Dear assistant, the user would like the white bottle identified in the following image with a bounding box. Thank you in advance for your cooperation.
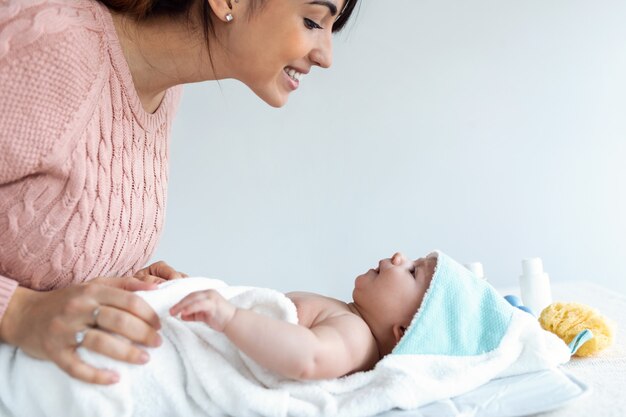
[464,262,486,280]
[519,258,552,315]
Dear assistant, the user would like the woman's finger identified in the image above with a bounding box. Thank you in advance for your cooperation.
[148,261,184,280]
[81,328,151,365]
[55,350,119,385]
[92,305,162,348]
[100,276,159,292]
[134,274,167,286]
[87,285,161,331]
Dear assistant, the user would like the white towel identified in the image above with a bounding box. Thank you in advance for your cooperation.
[0,275,570,417]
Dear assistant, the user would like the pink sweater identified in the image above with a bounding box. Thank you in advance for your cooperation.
[0,0,182,324]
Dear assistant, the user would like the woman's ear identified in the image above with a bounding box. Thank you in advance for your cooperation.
[206,0,237,23]
[392,324,407,344]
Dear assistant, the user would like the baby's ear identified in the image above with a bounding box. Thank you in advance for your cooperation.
[392,325,407,344]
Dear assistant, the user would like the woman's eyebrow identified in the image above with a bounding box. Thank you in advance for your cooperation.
[308,0,338,16]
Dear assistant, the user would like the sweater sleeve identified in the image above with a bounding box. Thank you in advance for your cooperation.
[0,276,18,329]
[0,2,104,325]
[0,1,104,185]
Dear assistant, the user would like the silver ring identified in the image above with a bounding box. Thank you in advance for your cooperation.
[74,329,88,346]
[92,307,101,326]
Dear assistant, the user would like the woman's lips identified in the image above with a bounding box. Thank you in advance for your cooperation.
[282,69,299,91]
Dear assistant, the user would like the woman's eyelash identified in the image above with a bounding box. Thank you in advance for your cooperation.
[304,18,323,30]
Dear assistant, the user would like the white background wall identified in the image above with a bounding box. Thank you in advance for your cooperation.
[152,0,626,300]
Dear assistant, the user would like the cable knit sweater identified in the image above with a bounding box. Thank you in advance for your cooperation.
[0,0,182,324]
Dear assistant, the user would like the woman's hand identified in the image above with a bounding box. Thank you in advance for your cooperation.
[134,260,188,284]
[0,277,162,385]
[170,290,236,332]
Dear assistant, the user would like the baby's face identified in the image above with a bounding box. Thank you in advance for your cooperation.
[352,252,436,327]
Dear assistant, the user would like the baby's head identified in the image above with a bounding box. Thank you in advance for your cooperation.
[353,250,515,358]
[352,252,437,355]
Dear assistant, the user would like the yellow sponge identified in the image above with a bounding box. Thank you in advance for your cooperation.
[539,302,614,357]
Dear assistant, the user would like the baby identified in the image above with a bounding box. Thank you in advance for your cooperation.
[170,252,436,380]
[0,250,572,417]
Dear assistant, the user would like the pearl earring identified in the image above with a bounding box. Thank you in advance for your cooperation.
[225,13,234,22]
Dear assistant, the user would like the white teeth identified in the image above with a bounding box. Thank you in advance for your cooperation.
[285,67,303,82]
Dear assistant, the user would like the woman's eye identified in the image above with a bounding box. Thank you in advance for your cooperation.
[304,18,323,30]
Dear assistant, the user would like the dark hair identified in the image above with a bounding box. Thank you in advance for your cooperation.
[97,0,359,39]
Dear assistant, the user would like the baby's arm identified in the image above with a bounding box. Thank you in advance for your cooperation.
[170,290,375,380]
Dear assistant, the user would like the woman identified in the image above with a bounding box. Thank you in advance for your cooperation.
[0,0,358,385]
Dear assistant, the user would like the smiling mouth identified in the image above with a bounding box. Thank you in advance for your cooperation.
[284,67,304,82]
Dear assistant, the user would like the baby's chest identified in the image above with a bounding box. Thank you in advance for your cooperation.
[286,292,350,328]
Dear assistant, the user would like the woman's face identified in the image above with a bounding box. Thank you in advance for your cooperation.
[224,0,344,107]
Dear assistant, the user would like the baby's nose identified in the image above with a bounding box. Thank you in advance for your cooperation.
[391,252,406,266]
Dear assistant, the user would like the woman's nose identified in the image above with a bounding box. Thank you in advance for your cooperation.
[309,32,333,69]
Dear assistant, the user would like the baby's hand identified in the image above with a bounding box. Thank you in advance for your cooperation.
[169,290,236,332]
